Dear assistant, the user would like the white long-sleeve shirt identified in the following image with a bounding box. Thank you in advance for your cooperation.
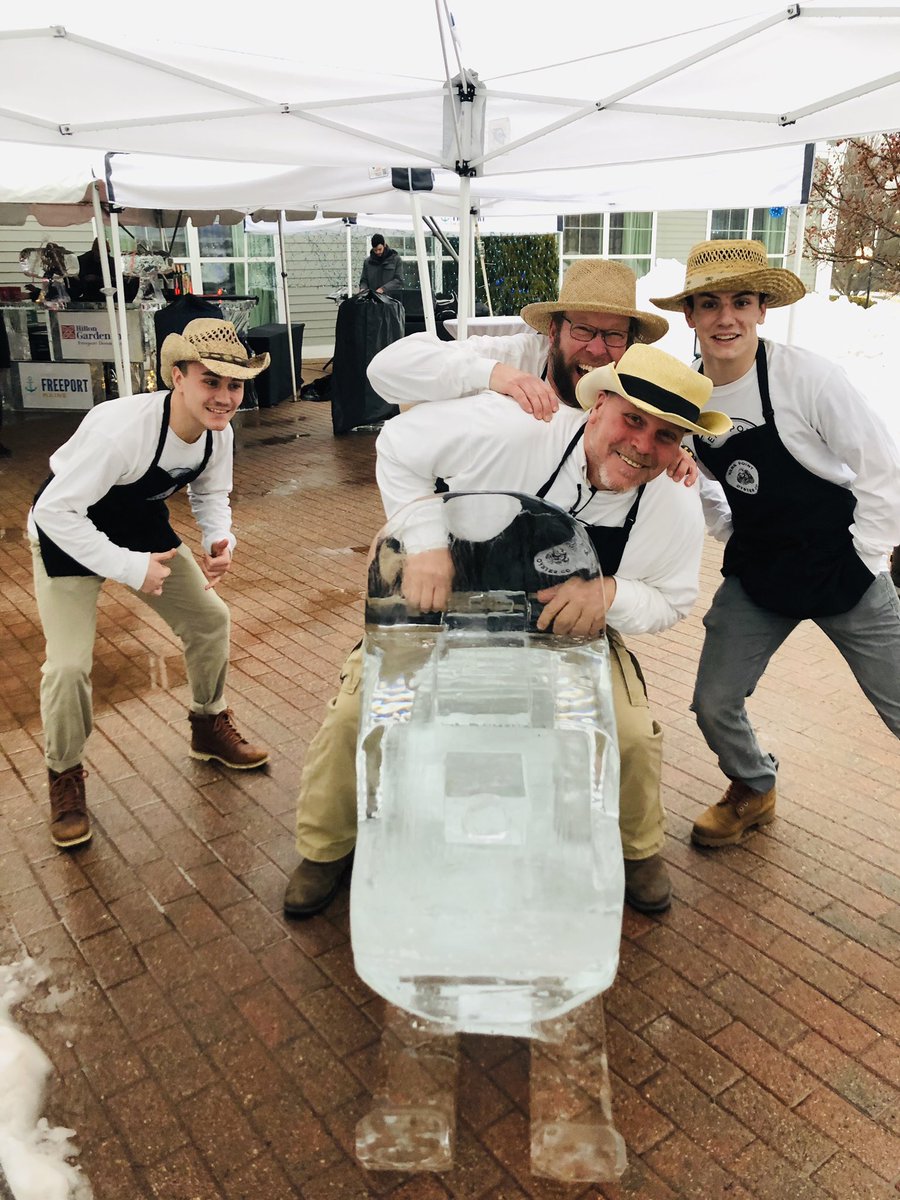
[368,328,550,406]
[376,394,704,636]
[28,391,235,591]
[692,341,900,574]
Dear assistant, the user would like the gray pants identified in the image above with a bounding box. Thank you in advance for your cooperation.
[692,573,900,793]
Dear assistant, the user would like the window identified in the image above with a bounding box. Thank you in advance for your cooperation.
[561,213,654,278]
[709,208,789,265]
[118,220,279,326]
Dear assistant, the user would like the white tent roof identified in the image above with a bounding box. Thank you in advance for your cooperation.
[0,1,897,217]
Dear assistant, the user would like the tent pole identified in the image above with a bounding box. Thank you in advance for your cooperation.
[90,181,126,398]
[456,175,471,338]
[346,222,353,297]
[277,211,298,400]
[409,192,436,336]
[108,208,133,396]
[475,220,492,317]
[786,203,808,347]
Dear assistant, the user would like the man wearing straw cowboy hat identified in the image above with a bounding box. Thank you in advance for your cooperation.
[283,264,728,918]
[29,318,272,850]
[651,239,900,848]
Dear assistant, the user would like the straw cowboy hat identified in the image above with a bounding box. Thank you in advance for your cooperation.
[520,260,669,344]
[650,239,806,311]
[575,343,732,437]
[161,319,271,387]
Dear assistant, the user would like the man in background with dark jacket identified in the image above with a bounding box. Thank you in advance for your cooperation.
[359,234,404,295]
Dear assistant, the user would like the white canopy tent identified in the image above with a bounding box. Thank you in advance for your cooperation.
[0,0,897,333]
[1,1,898,355]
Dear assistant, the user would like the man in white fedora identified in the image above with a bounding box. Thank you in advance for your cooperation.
[29,318,271,850]
[652,239,900,847]
[284,328,730,918]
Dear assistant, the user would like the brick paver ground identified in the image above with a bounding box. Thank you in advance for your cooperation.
[0,392,898,1200]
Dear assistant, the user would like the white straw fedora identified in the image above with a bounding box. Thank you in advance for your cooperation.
[575,343,732,437]
[650,239,806,311]
[161,319,270,387]
[520,259,669,343]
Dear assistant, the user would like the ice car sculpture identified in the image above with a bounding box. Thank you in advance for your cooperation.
[350,492,626,1181]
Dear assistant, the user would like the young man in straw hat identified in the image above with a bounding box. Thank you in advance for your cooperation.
[652,239,900,847]
[284,330,730,918]
[29,318,271,850]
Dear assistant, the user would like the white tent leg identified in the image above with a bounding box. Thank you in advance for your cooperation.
[346,223,354,298]
[456,176,472,338]
[786,204,808,347]
[109,209,133,396]
[278,211,298,400]
[410,192,436,336]
[90,181,126,398]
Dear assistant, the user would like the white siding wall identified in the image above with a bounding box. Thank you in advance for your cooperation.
[654,211,709,263]
[283,226,379,357]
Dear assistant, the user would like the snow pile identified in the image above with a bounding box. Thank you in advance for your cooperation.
[0,959,92,1200]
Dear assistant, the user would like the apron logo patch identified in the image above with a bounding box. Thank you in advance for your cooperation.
[697,417,758,449]
[726,459,759,494]
[534,535,596,577]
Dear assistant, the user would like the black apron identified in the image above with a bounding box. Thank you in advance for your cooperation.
[34,392,213,579]
[537,424,645,576]
[694,341,873,618]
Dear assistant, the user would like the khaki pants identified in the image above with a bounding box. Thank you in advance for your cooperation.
[295,629,664,864]
[31,540,231,773]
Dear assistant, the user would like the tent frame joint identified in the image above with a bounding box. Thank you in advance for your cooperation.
[787,4,800,17]
[456,79,477,103]
[455,161,477,176]
[58,124,72,136]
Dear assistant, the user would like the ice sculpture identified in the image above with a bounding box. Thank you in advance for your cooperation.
[351,493,626,1181]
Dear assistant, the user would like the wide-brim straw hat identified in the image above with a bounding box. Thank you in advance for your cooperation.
[575,343,732,437]
[520,259,669,344]
[161,318,270,387]
[650,239,806,311]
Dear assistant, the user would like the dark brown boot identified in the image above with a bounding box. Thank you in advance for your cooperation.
[189,709,269,769]
[624,853,671,913]
[49,765,91,849]
[283,853,354,918]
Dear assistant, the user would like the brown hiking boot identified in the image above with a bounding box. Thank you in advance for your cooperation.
[283,853,354,918]
[691,780,776,847]
[49,765,91,849]
[189,709,269,769]
[624,853,671,913]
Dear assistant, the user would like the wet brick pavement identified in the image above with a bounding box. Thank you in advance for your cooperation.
[0,395,898,1199]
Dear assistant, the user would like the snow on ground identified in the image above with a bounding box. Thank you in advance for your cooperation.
[0,960,91,1200]
[638,261,900,448]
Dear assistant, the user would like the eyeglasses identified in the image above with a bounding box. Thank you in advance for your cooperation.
[561,316,629,347]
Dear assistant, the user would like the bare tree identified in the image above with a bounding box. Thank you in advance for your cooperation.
[804,135,900,300]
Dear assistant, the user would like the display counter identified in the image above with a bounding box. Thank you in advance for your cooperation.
[0,302,151,411]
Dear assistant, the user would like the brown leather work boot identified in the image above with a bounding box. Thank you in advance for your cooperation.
[49,765,91,849]
[189,709,269,769]
[691,780,776,847]
[283,853,354,918]
[624,853,671,913]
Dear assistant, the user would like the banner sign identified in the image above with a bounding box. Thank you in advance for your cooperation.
[54,309,142,361]
[18,362,94,409]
